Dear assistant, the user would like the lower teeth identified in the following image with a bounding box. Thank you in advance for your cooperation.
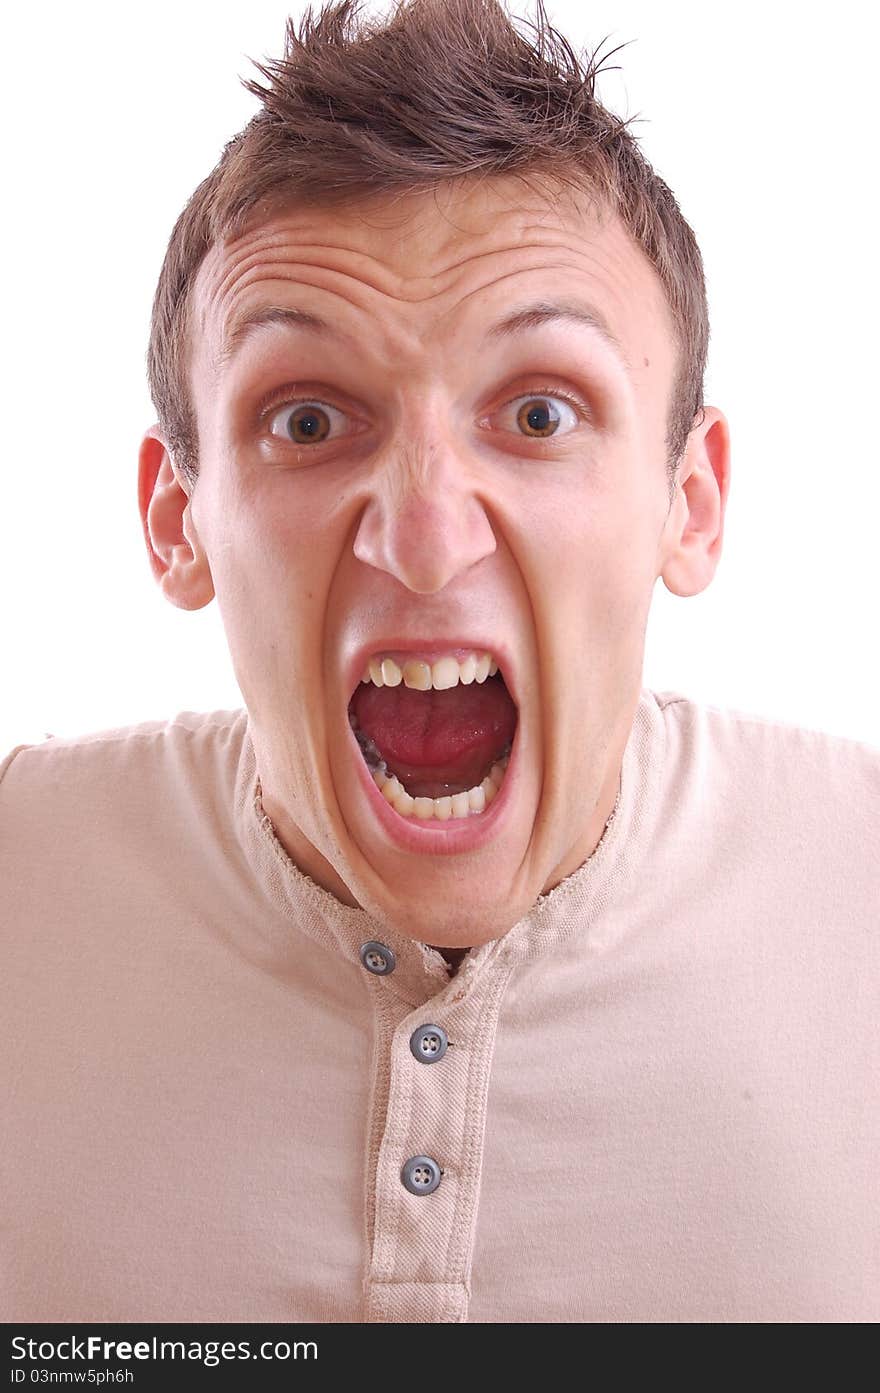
[371,753,511,820]
[350,716,512,820]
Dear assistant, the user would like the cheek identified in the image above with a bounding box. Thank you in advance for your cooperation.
[210,479,352,673]
[523,473,653,586]
[527,506,659,671]
[207,464,328,577]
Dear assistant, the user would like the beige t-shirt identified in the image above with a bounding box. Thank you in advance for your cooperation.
[1,689,877,1322]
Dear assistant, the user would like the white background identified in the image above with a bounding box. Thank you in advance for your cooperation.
[2,0,877,751]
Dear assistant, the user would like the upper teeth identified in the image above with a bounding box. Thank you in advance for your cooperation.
[361,651,500,691]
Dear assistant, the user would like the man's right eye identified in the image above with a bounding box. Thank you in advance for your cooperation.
[267,399,351,444]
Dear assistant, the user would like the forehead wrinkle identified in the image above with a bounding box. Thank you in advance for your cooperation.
[428,261,634,367]
[197,231,407,337]
[201,183,634,280]
[433,224,624,268]
[201,211,634,313]
[388,236,634,306]
[198,216,648,383]
[210,272,434,380]
[404,240,641,341]
[200,249,390,334]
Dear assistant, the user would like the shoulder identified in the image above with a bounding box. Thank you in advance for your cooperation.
[650,686,878,792]
[0,707,250,830]
[643,686,878,917]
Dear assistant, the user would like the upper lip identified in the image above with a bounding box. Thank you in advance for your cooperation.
[345,638,519,711]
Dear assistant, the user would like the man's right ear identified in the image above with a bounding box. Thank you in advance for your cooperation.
[137,427,215,611]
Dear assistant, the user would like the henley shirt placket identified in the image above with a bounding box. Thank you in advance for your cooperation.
[358,938,515,1323]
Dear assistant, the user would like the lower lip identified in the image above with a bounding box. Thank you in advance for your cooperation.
[346,719,519,856]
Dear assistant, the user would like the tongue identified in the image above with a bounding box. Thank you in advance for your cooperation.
[349,675,517,790]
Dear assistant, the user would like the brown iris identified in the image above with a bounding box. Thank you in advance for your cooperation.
[516,398,559,437]
[285,404,331,443]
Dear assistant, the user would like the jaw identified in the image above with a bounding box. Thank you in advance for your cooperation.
[249,649,630,948]
[331,676,632,943]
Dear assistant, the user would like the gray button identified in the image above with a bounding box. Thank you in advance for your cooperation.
[359,940,396,975]
[401,1155,442,1195]
[409,1023,448,1063]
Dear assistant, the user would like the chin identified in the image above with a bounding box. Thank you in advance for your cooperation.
[373,886,524,951]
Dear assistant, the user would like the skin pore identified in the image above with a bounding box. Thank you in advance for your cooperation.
[139,174,730,951]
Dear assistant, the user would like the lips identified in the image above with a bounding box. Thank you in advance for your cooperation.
[342,637,523,841]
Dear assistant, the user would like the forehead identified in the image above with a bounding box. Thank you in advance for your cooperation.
[191,177,671,383]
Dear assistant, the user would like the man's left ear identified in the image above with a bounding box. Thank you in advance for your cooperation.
[137,427,215,611]
[659,406,731,598]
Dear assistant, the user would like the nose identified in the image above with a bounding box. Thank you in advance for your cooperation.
[352,439,497,594]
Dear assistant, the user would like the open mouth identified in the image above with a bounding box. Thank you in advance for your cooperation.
[347,651,519,823]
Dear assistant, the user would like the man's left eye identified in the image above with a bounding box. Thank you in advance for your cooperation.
[267,400,350,444]
[492,394,581,439]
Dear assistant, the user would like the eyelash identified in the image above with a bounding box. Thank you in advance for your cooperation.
[259,383,590,446]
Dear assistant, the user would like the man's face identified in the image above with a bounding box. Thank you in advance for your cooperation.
[146,175,724,947]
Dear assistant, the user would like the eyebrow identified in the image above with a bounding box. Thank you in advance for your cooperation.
[218,306,340,372]
[218,297,631,377]
[485,300,631,377]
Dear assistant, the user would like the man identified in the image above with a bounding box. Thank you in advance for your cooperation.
[2,0,876,1324]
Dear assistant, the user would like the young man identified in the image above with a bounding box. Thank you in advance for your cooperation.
[2,0,876,1323]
